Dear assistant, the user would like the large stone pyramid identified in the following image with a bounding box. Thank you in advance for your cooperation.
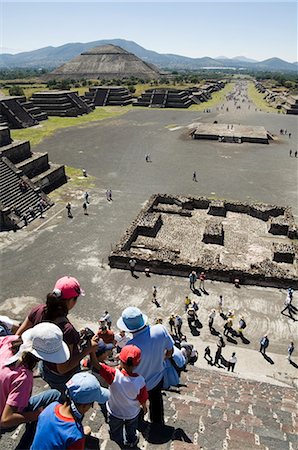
[47,44,161,81]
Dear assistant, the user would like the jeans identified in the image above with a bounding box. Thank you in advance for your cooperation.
[40,361,79,394]
[148,378,164,425]
[1,389,62,450]
[108,413,139,446]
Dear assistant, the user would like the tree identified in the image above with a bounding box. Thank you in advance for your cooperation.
[9,85,25,96]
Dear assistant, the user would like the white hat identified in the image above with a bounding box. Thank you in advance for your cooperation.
[6,322,70,365]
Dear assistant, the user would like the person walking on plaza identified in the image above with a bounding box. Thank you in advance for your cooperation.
[259,335,269,355]
[175,314,183,338]
[218,295,223,313]
[66,202,72,218]
[223,317,233,337]
[199,271,206,291]
[168,314,176,335]
[189,271,197,291]
[152,286,157,304]
[287,342,294,362]
[184,295,191,311]
[192,171,197,182]
[228,352,237,372]
[208,309,216,332]
[90,345,148,448]
[84,191,89,204]
[129,258,137,276]
[83,201,88,215]
[238,316,246,336]
[204,346,213,365]
[30,372,109,450]
[117,307,174,425]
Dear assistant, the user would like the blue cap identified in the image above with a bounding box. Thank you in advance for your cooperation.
[117,307,148,332]
[96,340,114,356]
[66,372,109,405]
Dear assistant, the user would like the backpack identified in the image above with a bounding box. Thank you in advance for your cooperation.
[240,319,246,329]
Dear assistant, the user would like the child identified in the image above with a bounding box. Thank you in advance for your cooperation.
[30,372,109,450]
[91,344,148,448]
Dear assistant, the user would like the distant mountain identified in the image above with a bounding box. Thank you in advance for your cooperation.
[232,56,258,63]
[0,39,297,73]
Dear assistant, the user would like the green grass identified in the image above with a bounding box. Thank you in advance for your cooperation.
[189,82,234,111]
[48,166,96,203]
[247,81,279,113]
[11,106,131,147]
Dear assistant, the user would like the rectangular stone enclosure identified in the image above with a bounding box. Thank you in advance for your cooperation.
[192,123,269,144]
[109,195,298,288]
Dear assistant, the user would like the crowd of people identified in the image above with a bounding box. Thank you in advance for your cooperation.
[0,274,295,449]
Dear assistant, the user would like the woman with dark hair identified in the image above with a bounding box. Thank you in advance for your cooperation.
[16,276,98,393]
[0,322,69,449]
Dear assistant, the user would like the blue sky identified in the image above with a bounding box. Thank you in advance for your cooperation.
[1,2,297,61]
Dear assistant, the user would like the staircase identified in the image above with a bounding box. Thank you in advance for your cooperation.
[0,97,38,128]
[0,157,52,230]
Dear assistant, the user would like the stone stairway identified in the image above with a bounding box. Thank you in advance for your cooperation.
[1,364,295,450]
[0,157,51,229]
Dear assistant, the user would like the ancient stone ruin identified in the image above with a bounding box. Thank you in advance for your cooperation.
[109,194,298,288]
[83,86,133,107]
[191,123,270,144]
[0,96,47,129]
[31,91,92,117]
[46,44,161,81]
[0,126,67,230]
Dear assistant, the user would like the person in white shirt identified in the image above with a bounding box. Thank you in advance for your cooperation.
[228,352,237,372]
[115,330,130,353]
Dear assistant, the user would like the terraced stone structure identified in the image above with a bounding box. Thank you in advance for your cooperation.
[282,94,298,115]
[109,194,298,288]
[31,91,92,117]
[83,86,133,106]
[0,126,66,230]
[47,44,161,81]
[192,123,270,144]
[0,96,47,129]
[134,89,193,108]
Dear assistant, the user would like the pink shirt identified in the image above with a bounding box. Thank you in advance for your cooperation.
[0,336,33,418]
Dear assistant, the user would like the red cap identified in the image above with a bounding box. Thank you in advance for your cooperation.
[54,276,85,300]
[119,345,141,366]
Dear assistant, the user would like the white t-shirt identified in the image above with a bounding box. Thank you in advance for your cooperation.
[115,333,130,349]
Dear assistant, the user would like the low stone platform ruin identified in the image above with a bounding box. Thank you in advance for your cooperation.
[109,194,298,288]
[192,123,270,144]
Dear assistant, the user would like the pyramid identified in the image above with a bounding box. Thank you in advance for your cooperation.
[47,44,161,81]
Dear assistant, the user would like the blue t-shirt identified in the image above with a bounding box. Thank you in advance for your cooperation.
[128,325,174,391]
[30,402,84,450]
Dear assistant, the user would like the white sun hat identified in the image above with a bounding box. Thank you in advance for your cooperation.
[6,322,70,365]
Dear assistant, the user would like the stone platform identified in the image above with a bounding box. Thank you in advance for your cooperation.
[192,123,269,144]
[109,194,298,288]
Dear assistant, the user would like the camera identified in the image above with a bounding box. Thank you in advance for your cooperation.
[79,327,95,351]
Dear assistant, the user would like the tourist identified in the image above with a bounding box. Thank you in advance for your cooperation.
[295,151,298,158]
[117,307,174,425]
[186,307,198,328]
[227,352,237,372]
[83,201,88,215]
[152,286,157,303]
[30,372,109,450]
[115,330,130,353]
[108,189,113,201]
[175,314,183,338]
[0,323,70,448]
[199,271,206,290]
[289,132,291,138]
[287,342,294,362]
[259,335,269,355]
[82,168,87,177]
[204,345,213,365]
[238,316,247,336]
[281,288,295,320]
[91,345,148,448]
[192,171,197,182]
[289,149,292,157]
[66,202,72,218]
[191,299,199,311]
[184,295,191,311]
[102,311,112,330]
[97,322,115,345]
[84,191,89,204]
[168,314,176,334]
[22,214,28,227]
[106,190,110,201]
[223,317,233,337]
[189,271,197,291]
[208,309,216,332]
[16,276,98,393]
[129,258,137,276]
[38,199,45,218]
[214,334,225,367]
[218,295,223,313]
